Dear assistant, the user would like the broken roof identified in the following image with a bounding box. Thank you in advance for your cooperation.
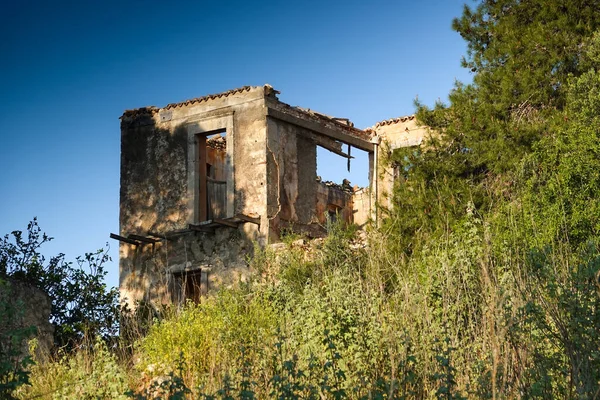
[370,115,415,129]
[267,99,372,144]
[120,84,373,149]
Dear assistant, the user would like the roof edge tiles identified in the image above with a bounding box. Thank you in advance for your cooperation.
[371,115,415,129]
[121,84,278,119]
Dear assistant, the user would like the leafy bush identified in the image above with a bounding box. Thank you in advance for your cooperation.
[16,338,128,400]
[135,288,278,393]
[0,219,119,349]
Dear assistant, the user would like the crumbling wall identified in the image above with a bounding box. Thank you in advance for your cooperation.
[315,182,354,225]
[352,188,371,227]
[266,118,318,240]
[0,278,53,357]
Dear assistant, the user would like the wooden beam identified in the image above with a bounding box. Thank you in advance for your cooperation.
[235,213,261,225]
[194,220,213,226]
[323,145,353,159]
[347,144,352,171]
[266,107,374,152]
[128,234,160,244]
[213,218,239,228]
[305,131,354,159]
[110,233,140,246]
[189,224,214,233]
[304,131,343,152]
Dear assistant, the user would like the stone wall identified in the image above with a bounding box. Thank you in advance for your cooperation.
[0,278,53,357]
[119,88,269,307]
[372,117,430,210]
[315,182,354,225]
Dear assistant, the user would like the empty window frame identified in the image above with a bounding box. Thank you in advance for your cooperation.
[172,269,209,304]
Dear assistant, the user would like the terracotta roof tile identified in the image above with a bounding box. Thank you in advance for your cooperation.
[163,85,255,110]
[372,115,415,129]
[121,85,278,119]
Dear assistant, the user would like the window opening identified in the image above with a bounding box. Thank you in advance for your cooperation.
[316,145,369,188]
[316,144,369,225]
[173,269,208,304]
[197,131,227,221]
[327,204,341,224]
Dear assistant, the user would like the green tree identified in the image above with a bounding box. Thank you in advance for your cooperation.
[520,31,600,246]
[0,219,119,349]
[389,0,600,253]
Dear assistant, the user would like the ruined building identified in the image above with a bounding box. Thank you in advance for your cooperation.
[115,85,429,307]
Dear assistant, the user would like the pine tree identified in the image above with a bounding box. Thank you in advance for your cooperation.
[389,0,600,253]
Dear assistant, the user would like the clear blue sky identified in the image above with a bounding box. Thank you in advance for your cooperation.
[0,0,473,290]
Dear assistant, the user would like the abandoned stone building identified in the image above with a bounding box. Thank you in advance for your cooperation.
[115,85,429,307]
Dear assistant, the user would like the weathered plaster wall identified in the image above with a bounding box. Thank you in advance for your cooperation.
[266,118,318,240]
[119,88,268,307]
[373,117,430,210]
[315,183,353,224]
[231,99,269,220]
[375,117,428,149]
[352,188,370,227]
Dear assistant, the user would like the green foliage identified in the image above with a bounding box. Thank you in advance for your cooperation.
[382,9,600,397]
[0,219,120,349]
[510,243,600,398]
[518,34,600,247]
[16,208,598,398]
[128,355,192,400]
[390,0,600,255]
[16,338,129,400]
[432,338,465,400]
[135,287,278,392]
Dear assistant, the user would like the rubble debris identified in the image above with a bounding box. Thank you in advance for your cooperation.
[316,177,355,193]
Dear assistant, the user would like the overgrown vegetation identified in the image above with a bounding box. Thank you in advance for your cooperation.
[0,219,120,399]
[3,0,600,398]
[0,218,119,349]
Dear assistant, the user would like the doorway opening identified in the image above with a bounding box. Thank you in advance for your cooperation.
[197,131,227,222]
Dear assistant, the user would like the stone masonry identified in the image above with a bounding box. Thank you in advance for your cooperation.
[116,85,429,308]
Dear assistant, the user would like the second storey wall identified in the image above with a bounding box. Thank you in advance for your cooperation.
[266,117,318,241]
[118,91,269,307]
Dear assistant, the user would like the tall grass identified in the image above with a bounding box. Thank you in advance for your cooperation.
[12,211,600,399]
